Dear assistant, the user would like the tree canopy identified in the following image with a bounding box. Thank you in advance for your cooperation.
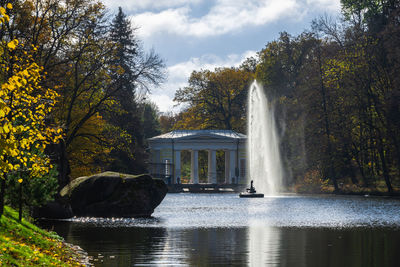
[0,1,165,215]
[171,2,400,193]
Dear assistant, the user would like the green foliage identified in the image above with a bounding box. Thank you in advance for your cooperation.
[5,168,58,211]
[2,1,165,182]
[141,101,162,139]
[103,7,165,176]
[254,8,400,193]
[174,5,400,193]
[174,67,253,132]
[293,170,331,194]
[0,2,63,216]
[0,206,82,266]
[341,0,399,30]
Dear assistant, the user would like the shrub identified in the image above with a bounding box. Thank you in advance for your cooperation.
[5,167,58,214]
[294,169,332,193]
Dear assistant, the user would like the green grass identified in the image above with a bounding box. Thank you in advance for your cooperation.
[0,206,84,266]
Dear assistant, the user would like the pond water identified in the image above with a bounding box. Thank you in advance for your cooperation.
[40,194,400,266]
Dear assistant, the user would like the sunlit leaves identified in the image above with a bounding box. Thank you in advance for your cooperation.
[174,67,253,132]
[0,4,62,179]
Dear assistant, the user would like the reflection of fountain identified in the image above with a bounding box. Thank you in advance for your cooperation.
[248,223,281,266]
[247,81,283,195]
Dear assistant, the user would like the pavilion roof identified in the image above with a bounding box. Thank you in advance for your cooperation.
[148,130,246,141]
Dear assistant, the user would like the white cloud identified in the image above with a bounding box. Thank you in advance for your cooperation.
[149,50,257,113]
[103,0,203,12]
[104,0,342,113]
[133,0,299,38]
[149,94,176,113]
[306,0,341,12]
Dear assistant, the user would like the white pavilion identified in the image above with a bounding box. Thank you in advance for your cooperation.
[147,130,247,184]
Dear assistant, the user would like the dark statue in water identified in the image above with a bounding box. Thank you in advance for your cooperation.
[239,180,263,198]
[247,180,256,193]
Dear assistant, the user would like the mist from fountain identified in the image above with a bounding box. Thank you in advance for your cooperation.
[247,80,283,195]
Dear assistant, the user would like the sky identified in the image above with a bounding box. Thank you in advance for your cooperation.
[102,0,342,113]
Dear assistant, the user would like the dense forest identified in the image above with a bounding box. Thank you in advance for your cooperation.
[169,0,400,193]
[0,0,399,217]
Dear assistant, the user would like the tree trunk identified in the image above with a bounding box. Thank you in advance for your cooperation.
[316,43,338,192]
[58,140,71,191]
[0,177,5,217]
[378,137,393,193]
[18,181,23,221]
[355,152,369,187]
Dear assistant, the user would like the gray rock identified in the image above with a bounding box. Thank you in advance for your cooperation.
[60,171,167,218]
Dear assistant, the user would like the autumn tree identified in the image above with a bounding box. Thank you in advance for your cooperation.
[174,67,253,132]
[0,3,62,216]
[159,112,180,133]
[4,1,165,182]
[4,0,112,185]
[255,32,333,188]
[254,12,399,193]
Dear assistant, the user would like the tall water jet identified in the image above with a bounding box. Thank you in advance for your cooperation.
[247,81,283,195]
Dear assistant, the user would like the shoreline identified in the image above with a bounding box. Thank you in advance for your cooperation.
[64,242,92,266]
[0,206,92,266]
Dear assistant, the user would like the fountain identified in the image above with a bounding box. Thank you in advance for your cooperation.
[239,180,264,198]
[244,80,283,196]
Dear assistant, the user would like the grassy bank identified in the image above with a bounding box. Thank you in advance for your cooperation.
[0,206,85,266]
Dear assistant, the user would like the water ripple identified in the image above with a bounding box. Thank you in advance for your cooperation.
[67,193,400,229]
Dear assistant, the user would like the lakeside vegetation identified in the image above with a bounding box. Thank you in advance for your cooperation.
[0,0,164,216]
[0,206,85,266]
[0,1,163,262]
[166,0,400,194]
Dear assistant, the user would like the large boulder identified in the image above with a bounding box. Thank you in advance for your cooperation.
[60,172,167,218]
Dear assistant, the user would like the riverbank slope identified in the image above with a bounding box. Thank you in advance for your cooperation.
[0,206,88,266]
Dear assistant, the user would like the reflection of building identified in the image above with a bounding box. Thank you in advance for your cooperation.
[159,228,248,266]
[147,130,246,184]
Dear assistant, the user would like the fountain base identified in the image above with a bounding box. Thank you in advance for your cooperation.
[239,192,264,198]
[239,180,264,198]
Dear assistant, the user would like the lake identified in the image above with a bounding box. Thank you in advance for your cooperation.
[40,194,400,266]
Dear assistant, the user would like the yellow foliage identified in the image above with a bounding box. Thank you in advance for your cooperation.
[174,67,253,131]
[67,112,109,178]
[294,170,332,193]
[0,4,62,179]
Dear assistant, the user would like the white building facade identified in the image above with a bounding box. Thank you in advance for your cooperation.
[147,130,247,184]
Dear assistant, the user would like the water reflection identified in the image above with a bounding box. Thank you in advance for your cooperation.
[248,226,400,267]
[39,221,400,267]
[38,194,400,266]
[248,225,280,266]
[164,228,248,266]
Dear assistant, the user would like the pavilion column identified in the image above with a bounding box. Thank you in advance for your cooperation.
[154,150,161,178]
[208,150,217,184]
[225,151,230,183]
[191,150,199,184]
[229,150,237,184]
[174,150,181,184]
